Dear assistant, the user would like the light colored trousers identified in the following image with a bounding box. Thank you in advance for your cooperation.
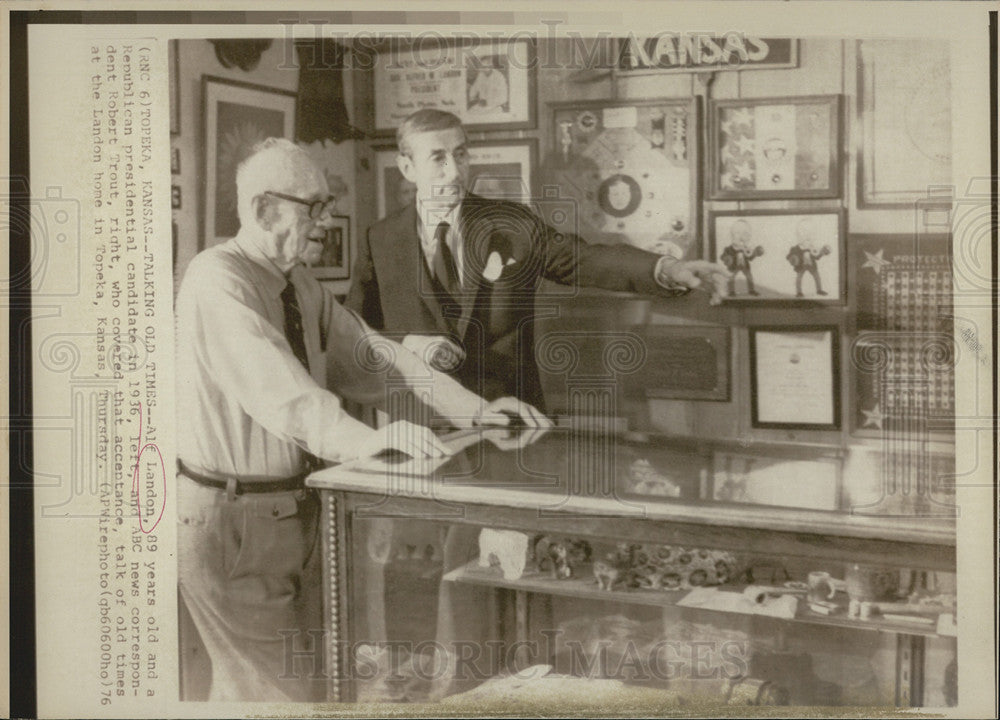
[177,474,325,702]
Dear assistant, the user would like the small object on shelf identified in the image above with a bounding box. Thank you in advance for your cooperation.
[848,599,861,618]
[477,528,533,580]
[593,560,623,591]
[845,563,901,602]
[809,602,834,615]
[859,601,874,619]
[881,613,936,626]
[535,536,592,580]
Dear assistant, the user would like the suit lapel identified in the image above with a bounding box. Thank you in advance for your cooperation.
[455,197,494,340]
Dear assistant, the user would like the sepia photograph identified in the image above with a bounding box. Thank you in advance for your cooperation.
[5,3,997,719]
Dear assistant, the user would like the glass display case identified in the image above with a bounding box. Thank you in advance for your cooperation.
[307,425,957,709]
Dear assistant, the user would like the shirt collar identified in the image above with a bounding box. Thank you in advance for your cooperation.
[232,232,292,296]
[417,199,463,244]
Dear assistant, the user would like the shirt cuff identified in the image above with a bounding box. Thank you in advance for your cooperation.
[653,256,691,293]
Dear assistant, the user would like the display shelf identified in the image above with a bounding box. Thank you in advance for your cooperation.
[442,560,951,638]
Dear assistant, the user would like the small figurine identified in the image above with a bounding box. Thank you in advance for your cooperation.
[535,536,592,580]
[786,218,831,297]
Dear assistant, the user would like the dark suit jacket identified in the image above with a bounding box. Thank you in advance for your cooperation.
[345,194,679,410]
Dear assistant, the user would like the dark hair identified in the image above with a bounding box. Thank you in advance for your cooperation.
[396,109,464,156]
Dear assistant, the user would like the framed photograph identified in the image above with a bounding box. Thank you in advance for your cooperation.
[857,40,952,207]
[169,39,180,135]
[709,209,845,303]
[545,98,700,259]
[373,38,536,134]
[305,215,350,281]
[201,76,296,249]
[708,95,842,199]
[374,139,536,220]
[749,326,841,430]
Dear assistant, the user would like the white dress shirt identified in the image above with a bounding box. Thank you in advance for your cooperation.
[176,233,379,478]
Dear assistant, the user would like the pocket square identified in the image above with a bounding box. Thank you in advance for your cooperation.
[482,251,516,282]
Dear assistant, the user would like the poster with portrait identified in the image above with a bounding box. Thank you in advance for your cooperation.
[709,210,844,302]
[373,38,535,133]
[374,140,535,219]
[201,76,296,248]
[709,95,841,199]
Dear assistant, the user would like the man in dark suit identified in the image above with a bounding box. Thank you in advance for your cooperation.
[347,109,728,410]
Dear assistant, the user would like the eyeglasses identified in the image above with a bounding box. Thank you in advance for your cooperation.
[265,191,337,219]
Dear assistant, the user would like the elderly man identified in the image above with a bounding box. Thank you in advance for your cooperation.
[347,109,729,410]
[176,138,545,702]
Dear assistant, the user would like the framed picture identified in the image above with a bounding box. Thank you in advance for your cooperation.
[628,325,730,402]
[749,326,841,430]
[169,40,180,135]
[373,38,536,134]
[709,209,845,303]
[708,95,842,199]
[201,76,296,249]
[545,98,700,259]
[850,331,954,439]
[374,139,536,220]
[305,215,350,281]
[710,447,841,511]
[857,40,952,208]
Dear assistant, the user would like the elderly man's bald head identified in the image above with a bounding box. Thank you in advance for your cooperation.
[235,138,327,225]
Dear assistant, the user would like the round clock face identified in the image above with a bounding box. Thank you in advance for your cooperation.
[548,106,694,259]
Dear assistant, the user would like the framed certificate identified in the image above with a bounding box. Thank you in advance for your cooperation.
[374,139,536,219]
[709,209,845,303]
[708,95,842,200]
[372,38,536,134]
[749,326,841,430]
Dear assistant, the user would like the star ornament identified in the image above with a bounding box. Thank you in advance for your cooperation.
[861,403,885,430]
[862,248,890,275]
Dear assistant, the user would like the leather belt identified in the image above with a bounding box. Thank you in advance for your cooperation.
[177,459,311,495]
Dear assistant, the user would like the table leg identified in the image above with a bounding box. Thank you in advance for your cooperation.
[896,634,925,706]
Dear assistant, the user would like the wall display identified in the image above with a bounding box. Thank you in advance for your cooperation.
[749,326,841,430]
[202,76,297,248]
[858,39,952,207]
[851,332,955,437]
[617,36,798,74]
[709,210,844,302]
[543,99,699,259]
[374,140,535,219]
[848,233,954,437]
[373,38,535,134]
[305,215,351,281]
[709,95,841,199]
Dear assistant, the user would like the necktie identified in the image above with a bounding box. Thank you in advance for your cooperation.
[281,281,310,372]
[281,280,322,470]
[432,221,460,297]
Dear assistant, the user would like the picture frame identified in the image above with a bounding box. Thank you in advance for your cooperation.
[749,325,841,430]
[374,139,537,220]
[201,75,297,249]
[305,215,351,281]
[708,209,845,303]
[169,39,180,136]
[629,325,731,402]
[708,94,842,200]
[372,37,536,134]
[545,98,700,260]
[857,39,952,208]
[709,446,841,511]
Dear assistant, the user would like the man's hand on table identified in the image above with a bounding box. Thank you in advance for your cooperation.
[474,397,553,430]
[357,420,452,459]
